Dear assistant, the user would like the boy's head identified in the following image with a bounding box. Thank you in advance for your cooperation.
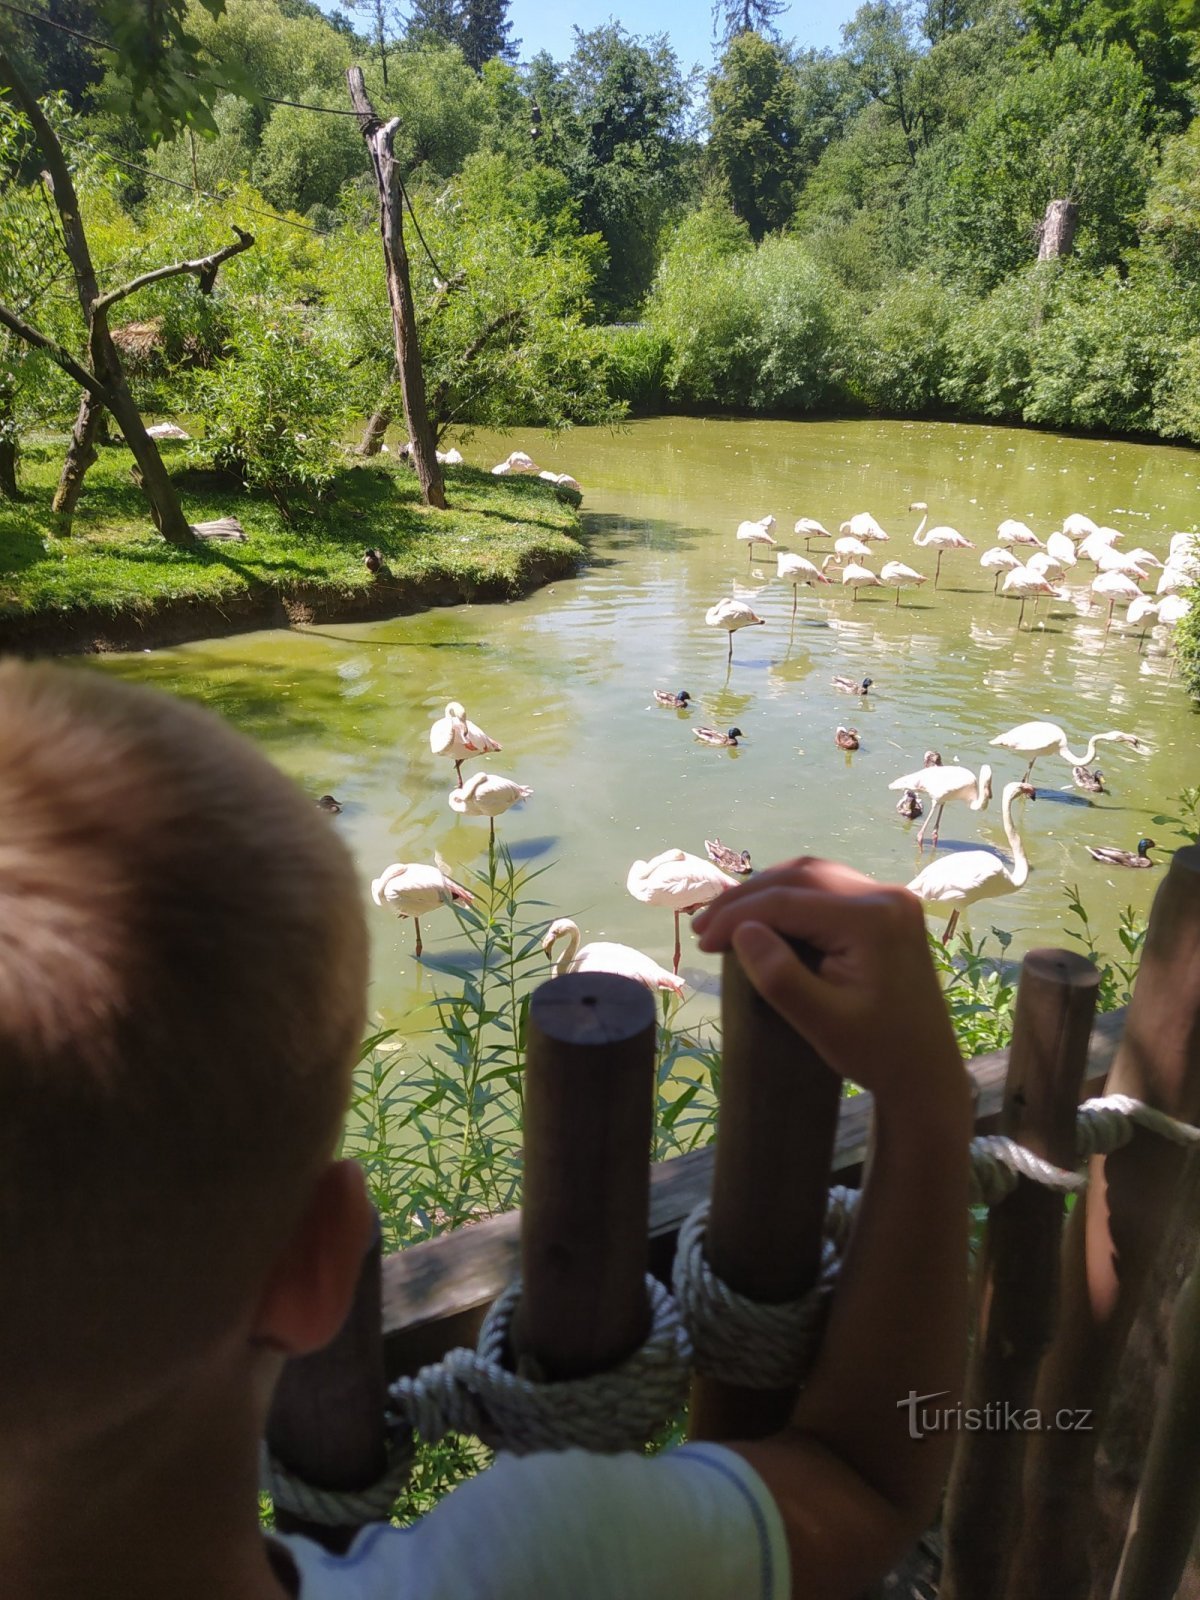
[0,662,369,1447]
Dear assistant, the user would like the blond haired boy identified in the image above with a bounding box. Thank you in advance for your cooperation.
[0,661,970,1600]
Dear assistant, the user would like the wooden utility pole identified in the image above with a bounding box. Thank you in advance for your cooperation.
[346,67,445,510]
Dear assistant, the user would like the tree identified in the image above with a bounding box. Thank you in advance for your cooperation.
[708,32,803,239]
[711,0,787,50]
[921,45,1155,288]
[339,1,404,86]
[459,0,519,72]
[1019,0,1200,126]
[528,25,693,314]
[0,45,253,539]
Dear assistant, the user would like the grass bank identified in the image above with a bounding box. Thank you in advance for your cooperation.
[0,440,585,655]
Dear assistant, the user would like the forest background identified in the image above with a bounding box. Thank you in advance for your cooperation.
[3,0,1200,693]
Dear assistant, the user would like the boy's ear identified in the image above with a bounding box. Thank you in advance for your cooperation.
[252,1159,374,1357]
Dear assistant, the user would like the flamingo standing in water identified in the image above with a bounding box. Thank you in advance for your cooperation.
[906,782,1038,942]
[822,555,882,601]
[980,547,1021,592]
[997,519,1043,548]
[430,701,501,784]
[626,849,739,973]
[1045,531,1077,569]
[841,512,890,542]
[879,560,926,604]
[1061,512,1099,540]
[794,517,831,549]
[777,551,830,620]
[887,762,993,849]
[737,515,778,567]
[910,503,974,586]
[1091,570,1144,627]
[1001,564,1059,628]
[706,597,765,662]
[370,861,475,957]
[542,918,686,995]
[988,721,1143,783]
[448,771,532,844]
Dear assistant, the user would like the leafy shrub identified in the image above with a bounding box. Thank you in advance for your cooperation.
[941,268,1045,420]
[647,222,845,410]
[601,324,672,413]
[848,272,963,414]
[189,302,348,509]
[1173,588,1200,700]
[1024,265,1185,435]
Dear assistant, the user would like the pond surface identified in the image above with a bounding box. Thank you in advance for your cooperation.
[99,416,1200,1041]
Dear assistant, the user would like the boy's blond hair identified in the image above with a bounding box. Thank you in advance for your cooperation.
[0,662,368,1440]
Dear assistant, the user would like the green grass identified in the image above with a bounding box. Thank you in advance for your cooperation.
[0,439,584,622]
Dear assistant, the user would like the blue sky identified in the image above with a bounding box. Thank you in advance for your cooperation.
[320,3,862,73]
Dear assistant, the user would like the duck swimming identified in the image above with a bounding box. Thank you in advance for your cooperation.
[1086,838,1156,868]
[694,726,744,748]
[654,689,693,709]
[705,838,752,875]
[833,676,873,696]
[316,794,343,814]
[835,726,860,751]
[1072,766,1106,794]
[896,789,923,820]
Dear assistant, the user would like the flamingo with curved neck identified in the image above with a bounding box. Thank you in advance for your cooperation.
[541,918,686,995]
[905,781,1037,942]
[910,502,974,587]
[989,721,1143,783]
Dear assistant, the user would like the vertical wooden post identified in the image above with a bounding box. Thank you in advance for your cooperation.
[688,941,842,1441]
[267,1215,389,1553]
[940,949,1099,1600]
[1007,845,1200,1600]
[346,67,446,512]
[510,971,657,1381]
[1110,1238,1200,1600]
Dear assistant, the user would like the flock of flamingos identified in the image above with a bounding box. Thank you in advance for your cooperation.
[365,497,1198,993]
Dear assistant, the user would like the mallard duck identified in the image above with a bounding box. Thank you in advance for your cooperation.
[833,675,873,696]
[896,789,923,820]
[705,838,752,875]
[1086,838,1156,868]
[654,688,692,709]
[316,794,343,814]
[363,547,385,574]
[1072,765,1106,794]
[694,726,744,748]
[835,726,860,751]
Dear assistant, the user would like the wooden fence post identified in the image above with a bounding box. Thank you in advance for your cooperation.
[940,949,1099,1600]
[267,1214,388,1552]
[1006,844,1200,1600]
[688,941,842,1441]
[1110,1224,1200,1600]
[510,971,657,1381]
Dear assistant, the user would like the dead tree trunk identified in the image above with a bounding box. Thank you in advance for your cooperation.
[0,435,17,499]
[1038,199,1078,262]
[346,66,445,510]
[358,365,398,456]
[0,46,251,541]
[53,391,105,519]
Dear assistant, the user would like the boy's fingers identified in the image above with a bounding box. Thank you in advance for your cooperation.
[694,884,883,954]
[692,857,883,934]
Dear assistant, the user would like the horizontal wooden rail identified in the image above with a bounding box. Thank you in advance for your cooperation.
[380,1007,1127,1379]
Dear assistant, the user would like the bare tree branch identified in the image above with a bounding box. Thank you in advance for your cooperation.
[95,227,255,314]
[0,302,106,400]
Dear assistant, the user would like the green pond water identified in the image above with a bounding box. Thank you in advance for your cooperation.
[99,416,1200,1042]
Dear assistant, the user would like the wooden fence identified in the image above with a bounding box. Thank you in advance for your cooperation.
[268,844,1200,1598]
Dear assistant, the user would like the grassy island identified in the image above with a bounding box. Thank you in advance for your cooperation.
[0,441,585,655]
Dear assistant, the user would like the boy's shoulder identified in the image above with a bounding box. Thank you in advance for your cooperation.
[273,1444,788,1600]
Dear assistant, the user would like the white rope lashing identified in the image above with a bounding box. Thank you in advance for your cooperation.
[262,1094,1199,1524]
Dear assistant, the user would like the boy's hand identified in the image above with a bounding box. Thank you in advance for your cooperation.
[691,857,964,1105]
